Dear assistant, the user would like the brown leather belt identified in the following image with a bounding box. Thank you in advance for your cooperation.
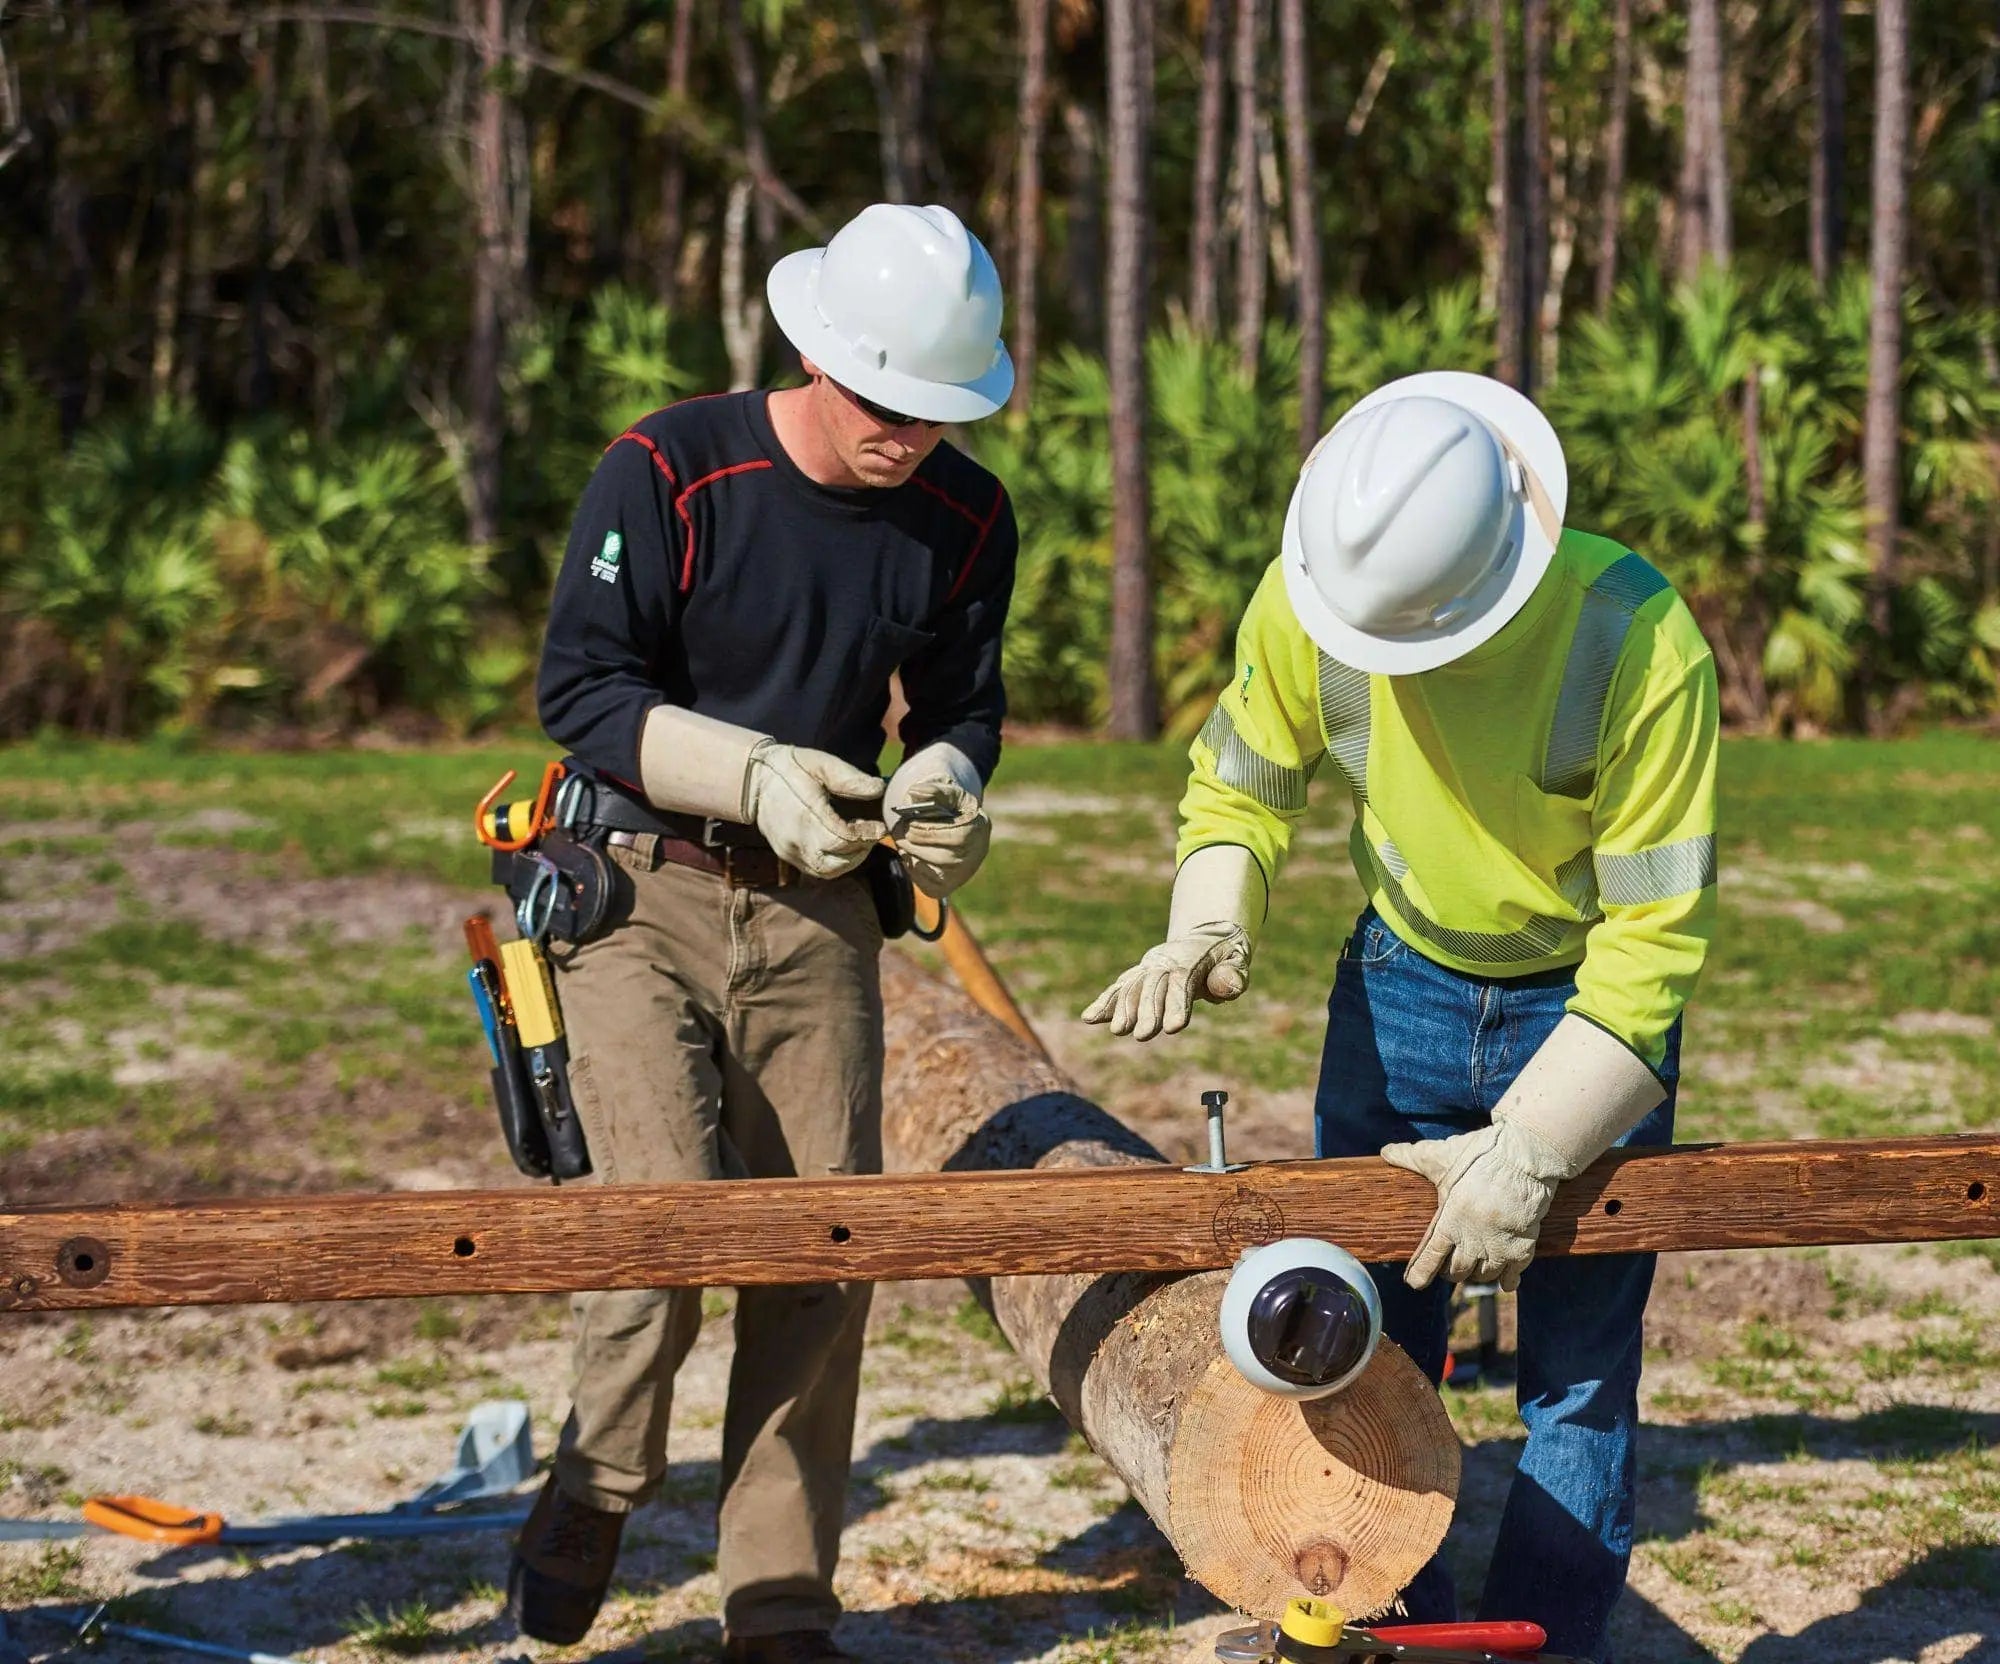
[609,829,798,889]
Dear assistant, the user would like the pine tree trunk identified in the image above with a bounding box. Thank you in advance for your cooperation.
[467,0,507,548]
[1678,0,1729,276]
[1277,0,1321,452]
[1010,0,1050,412]
[853,0,907,201]
[1190,0,1230,337]
[1520,0,1548,396]
[1701,0,1731,264]
[1809,0,1844,287]
[658,0,694,310]
[1593,0,1632,313]
[248,24,279,414]
[1489,0,1521,388]
[1061,97,1105,352]
[1231,0,1266,380]
[893,0,936,203]
[1106,0,1158,741]
[721,0,777,388]
[1862,0,1909,732]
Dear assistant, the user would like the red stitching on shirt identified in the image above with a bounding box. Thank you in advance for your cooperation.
[606,429,677,486]
[675,460,775,592]
[909,474,986,528]
[945,478,1008,604]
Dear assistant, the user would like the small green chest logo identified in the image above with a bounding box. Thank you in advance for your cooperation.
[590,529,624,584]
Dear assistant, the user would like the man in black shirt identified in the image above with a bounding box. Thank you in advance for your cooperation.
[511,204,1017,1663]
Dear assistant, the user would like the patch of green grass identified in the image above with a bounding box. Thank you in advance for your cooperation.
[191,1410,252,1437]
[954,1296,1005,1348]
[984,1379,1061,1424]
[914,1467,992,1494]
[373,1354,458,1393]
[0,1543,88,1602]
[348,1600,441,1654]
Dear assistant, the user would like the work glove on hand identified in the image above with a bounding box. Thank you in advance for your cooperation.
[1381,1014,1668,1291]
[744,742,886,878]
[1080,844,1266,1041]
[638,705,885,879]
[884,742,991,899]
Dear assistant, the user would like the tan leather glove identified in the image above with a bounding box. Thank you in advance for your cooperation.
[885,742,991,899]
[639,705,885,879]
[1381,1014,1667,1290]
[1080,845,1266,1041]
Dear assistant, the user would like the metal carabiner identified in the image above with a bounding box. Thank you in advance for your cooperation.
[515,856,561,943]
[553,771,590,833]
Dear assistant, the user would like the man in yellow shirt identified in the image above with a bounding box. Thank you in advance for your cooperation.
[1084,372,1717,1659]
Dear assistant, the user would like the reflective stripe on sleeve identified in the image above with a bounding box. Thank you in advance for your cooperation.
[1195,703,1318,812]
[1594,834,1717,905]
[1316,654,1372,803]
[1540,553,1671,799]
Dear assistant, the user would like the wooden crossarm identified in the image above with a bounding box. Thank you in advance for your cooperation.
[1,1134,1992,1314]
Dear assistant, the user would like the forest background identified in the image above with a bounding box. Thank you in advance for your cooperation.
[0,0,1995,743]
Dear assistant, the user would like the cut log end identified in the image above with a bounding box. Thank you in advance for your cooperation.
[1167,1340,1458,1618]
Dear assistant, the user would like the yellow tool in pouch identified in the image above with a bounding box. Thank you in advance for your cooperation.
[496,937,591,1180]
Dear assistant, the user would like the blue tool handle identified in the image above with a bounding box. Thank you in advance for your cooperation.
[466,967,503,1067]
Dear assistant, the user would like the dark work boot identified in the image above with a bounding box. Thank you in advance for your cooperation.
[722,1632,854,1664]
[506,1474,627,1644]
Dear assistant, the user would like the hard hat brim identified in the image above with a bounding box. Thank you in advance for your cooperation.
[1282,371,1567,675]
[767,248,1015,423]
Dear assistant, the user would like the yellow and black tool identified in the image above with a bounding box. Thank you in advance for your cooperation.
[496,934,591,1181]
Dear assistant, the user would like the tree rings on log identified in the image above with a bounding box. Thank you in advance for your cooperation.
[1166,1341,1458,1619]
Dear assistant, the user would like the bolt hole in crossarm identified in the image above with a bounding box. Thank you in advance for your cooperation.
[1603,1198,1623,1215]
[1971,1182,1988,1202]
[452,1237,477,1258]
[829,1225,852,1244]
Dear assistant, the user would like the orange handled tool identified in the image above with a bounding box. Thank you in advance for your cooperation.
[81,1496,224,1545]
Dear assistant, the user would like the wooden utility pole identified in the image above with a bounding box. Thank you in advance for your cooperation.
[1105,0,1158,739]
[877,957,1456,1620]
[1863,0,1909,730]
[1277,0,1322,452]
[1010,0,1050,412]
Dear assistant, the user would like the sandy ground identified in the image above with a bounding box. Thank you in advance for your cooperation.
[2,828,1996,1664]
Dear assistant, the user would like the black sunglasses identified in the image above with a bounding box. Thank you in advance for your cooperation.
[828,377,941,430]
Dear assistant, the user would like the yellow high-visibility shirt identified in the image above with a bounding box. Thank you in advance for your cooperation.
[1179,529,1719,1069]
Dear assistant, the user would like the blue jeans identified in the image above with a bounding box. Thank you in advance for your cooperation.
[1313,908,1679,1663]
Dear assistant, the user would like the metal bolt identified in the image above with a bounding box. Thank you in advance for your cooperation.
[1187,1088,1248,1175]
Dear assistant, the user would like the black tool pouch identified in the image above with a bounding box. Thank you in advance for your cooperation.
[861,844,916,939]
[523,1039,592,1180]
[491,1053,553,1178]
[493,828,618,946]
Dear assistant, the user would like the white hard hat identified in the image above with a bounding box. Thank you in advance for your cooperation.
[766,202,1014,423]
[1282,371,1567,674]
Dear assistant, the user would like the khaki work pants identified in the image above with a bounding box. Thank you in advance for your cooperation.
[550,837,884,1640]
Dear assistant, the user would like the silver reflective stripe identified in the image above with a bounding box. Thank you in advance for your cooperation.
[1360,835,1592,964]
[1316,654,1372,803]
[1197,702,1315,813]
[1540,553,1672,799]
[1595,834,1717,905]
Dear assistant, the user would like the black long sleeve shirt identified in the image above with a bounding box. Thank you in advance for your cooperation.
[537,391,1017,790]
